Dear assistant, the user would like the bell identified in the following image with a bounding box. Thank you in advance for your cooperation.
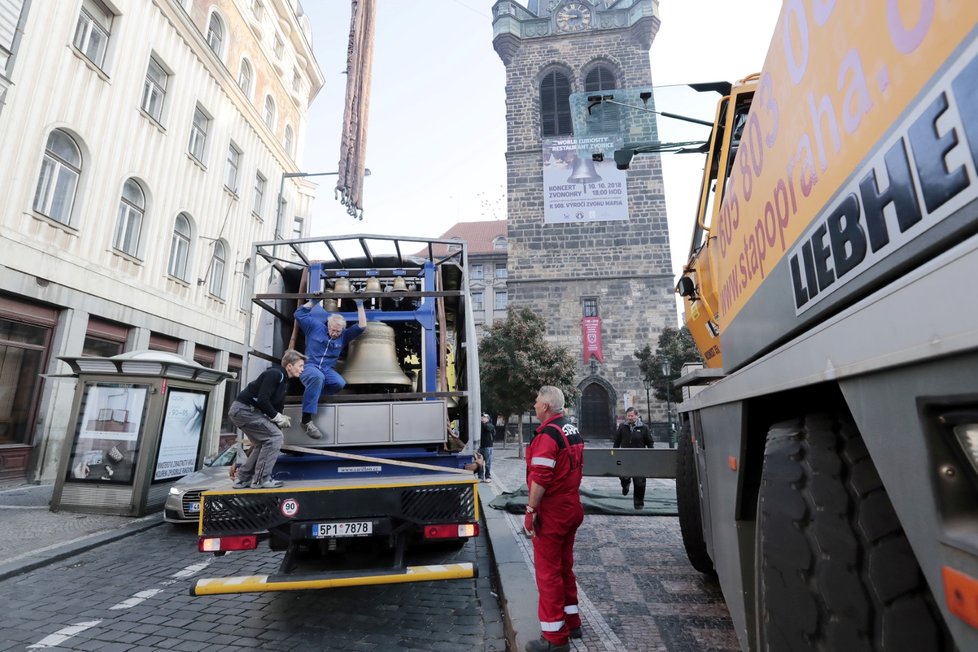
[333,277,352,294]
[322,294,339,312]
[364,277,381,293]
[332,277,351,309]
[391,276,408,292]
[567,156,603,185]
[342,322,413,386]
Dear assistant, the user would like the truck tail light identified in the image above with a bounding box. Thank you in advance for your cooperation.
[198,535,258,552]
[423,523,479,540]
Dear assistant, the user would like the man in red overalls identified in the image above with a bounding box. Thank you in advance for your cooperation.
[523,385,585,652]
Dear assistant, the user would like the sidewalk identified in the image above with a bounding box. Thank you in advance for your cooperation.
[0,481,162,582]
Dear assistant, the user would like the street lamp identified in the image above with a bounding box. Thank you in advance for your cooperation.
[275,169,371,238]
[642,374,654,424]
[661,358,674,447]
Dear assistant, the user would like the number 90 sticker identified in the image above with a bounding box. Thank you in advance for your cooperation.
[280,498,299,518]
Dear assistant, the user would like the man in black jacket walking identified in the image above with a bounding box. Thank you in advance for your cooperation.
[613,407,654,509]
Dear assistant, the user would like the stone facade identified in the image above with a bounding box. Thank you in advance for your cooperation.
[492,0,676,437]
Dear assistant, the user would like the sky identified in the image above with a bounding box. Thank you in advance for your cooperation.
[299,0,783,311]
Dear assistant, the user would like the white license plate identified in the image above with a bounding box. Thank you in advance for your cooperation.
[311,521,373,538]
[188,502,200,513]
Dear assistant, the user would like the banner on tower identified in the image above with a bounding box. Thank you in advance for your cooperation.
[582,316,603,363]
[543,136,628,224]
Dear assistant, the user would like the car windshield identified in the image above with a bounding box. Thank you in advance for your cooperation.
[207,446,238,467]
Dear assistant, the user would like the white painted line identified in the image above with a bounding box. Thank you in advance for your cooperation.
[109,588,164,610]
[0,505,48,510]
[170,560,211,579]
[27,620,102,648]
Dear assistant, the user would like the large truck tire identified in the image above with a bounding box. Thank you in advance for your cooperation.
[756,413,949,651]
[676,421,715,575]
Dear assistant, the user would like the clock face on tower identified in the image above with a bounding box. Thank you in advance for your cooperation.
[555,2,592,33]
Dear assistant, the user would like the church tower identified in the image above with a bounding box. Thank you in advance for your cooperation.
[491,0,676,437]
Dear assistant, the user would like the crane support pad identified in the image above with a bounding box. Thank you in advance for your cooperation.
[583,448,677,478]
[199,479,477,536]
[191,562,477,595]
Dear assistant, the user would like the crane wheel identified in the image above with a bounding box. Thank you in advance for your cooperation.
[676,420,715,575]
[754,413,949,651]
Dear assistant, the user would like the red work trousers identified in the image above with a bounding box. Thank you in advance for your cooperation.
[532,506,584,644]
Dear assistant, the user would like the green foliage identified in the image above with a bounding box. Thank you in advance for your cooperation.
[634,326,702,403]
[479,307,579,420]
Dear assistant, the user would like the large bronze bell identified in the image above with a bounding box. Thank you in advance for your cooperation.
[342,322,413,386]
[364,277,381,293]
[333,277,352,294]
[391,276,408,292]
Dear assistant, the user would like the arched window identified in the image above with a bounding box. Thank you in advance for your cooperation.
[283,125,293,156]
[540,71,572,137]
[263,95,276,130]
[238,59,253,96]
[208,240,227,298]
[585,65,619,134]
[33,129,82,225]
[113,178,145,257]
[239,259,251,310]
[168,212,192,280]
[206,13,224,57]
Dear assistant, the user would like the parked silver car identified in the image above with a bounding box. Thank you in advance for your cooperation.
[163,445,238,523]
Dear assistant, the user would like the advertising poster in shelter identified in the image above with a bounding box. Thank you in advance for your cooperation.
[68,383,149,484]
[543,136,628,224]
[154,390,207,481]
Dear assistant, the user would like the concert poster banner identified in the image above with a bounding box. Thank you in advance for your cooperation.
[543,136,629,224]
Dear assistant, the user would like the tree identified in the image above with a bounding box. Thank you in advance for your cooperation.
[634,326,702,407]
[479,307,579,457]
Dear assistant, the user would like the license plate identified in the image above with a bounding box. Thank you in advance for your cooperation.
[311,521,373,538]
[188,502,200,513]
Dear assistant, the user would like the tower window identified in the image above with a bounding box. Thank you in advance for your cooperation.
[540,71,572,137]
[583,298,599,317]
[585,66,619,134]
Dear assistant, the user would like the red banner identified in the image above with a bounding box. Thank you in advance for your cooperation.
[582,317,603,363]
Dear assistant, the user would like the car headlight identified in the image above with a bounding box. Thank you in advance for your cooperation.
[169,487,181,496]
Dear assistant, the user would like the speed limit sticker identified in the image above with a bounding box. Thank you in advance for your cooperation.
[280,499,299,518]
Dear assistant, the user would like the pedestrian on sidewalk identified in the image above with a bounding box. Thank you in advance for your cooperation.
[228,350,305,489]
[523,386,585,652]
[479,412,495,482]
[294,297,366,439]
[614,406,654,509]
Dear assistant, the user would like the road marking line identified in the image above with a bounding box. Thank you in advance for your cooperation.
[109,588,163,610]
[170,560,211,578]
[27,620,101,648]
[0,505,48,509]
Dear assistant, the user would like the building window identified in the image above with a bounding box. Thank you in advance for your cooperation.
[292,68,301,92]
[73,0,113,69]
[206,13,224,57]
[253,172,266,217]
[494,291,508,311]
[273,34,284,59]
[585,66,619,134]
[113,178,145,257]
[471,264,483,280]
[494,265,508,280]
[292,216,304,240]
[471,292,484,312]
[188,106,209,163]
[237,59,252,96]
[540,71,572,137]
[33,130,82,225]
[583,297,599,317]
[83,318,128,357]
[0,314,51,446]
[208,240,227,298]
[225,142,241,192]
[493,236,507,250]
[141,57,167,124]
[168,212,191,280]
[239,259,251,310]
[252,0,264,21]
[263,95,275,130]
[283,125,293,156]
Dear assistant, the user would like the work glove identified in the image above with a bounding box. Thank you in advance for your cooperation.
[523,506,538,538]
[354,298,364,308]
[271,412,291,429]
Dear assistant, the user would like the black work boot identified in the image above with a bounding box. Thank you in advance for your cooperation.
[570,627,582,639]
[525,637,569,652]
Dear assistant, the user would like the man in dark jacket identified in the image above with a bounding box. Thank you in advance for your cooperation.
[228,350,305,489]
[478,413,495,482]
[613,406,654,509]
